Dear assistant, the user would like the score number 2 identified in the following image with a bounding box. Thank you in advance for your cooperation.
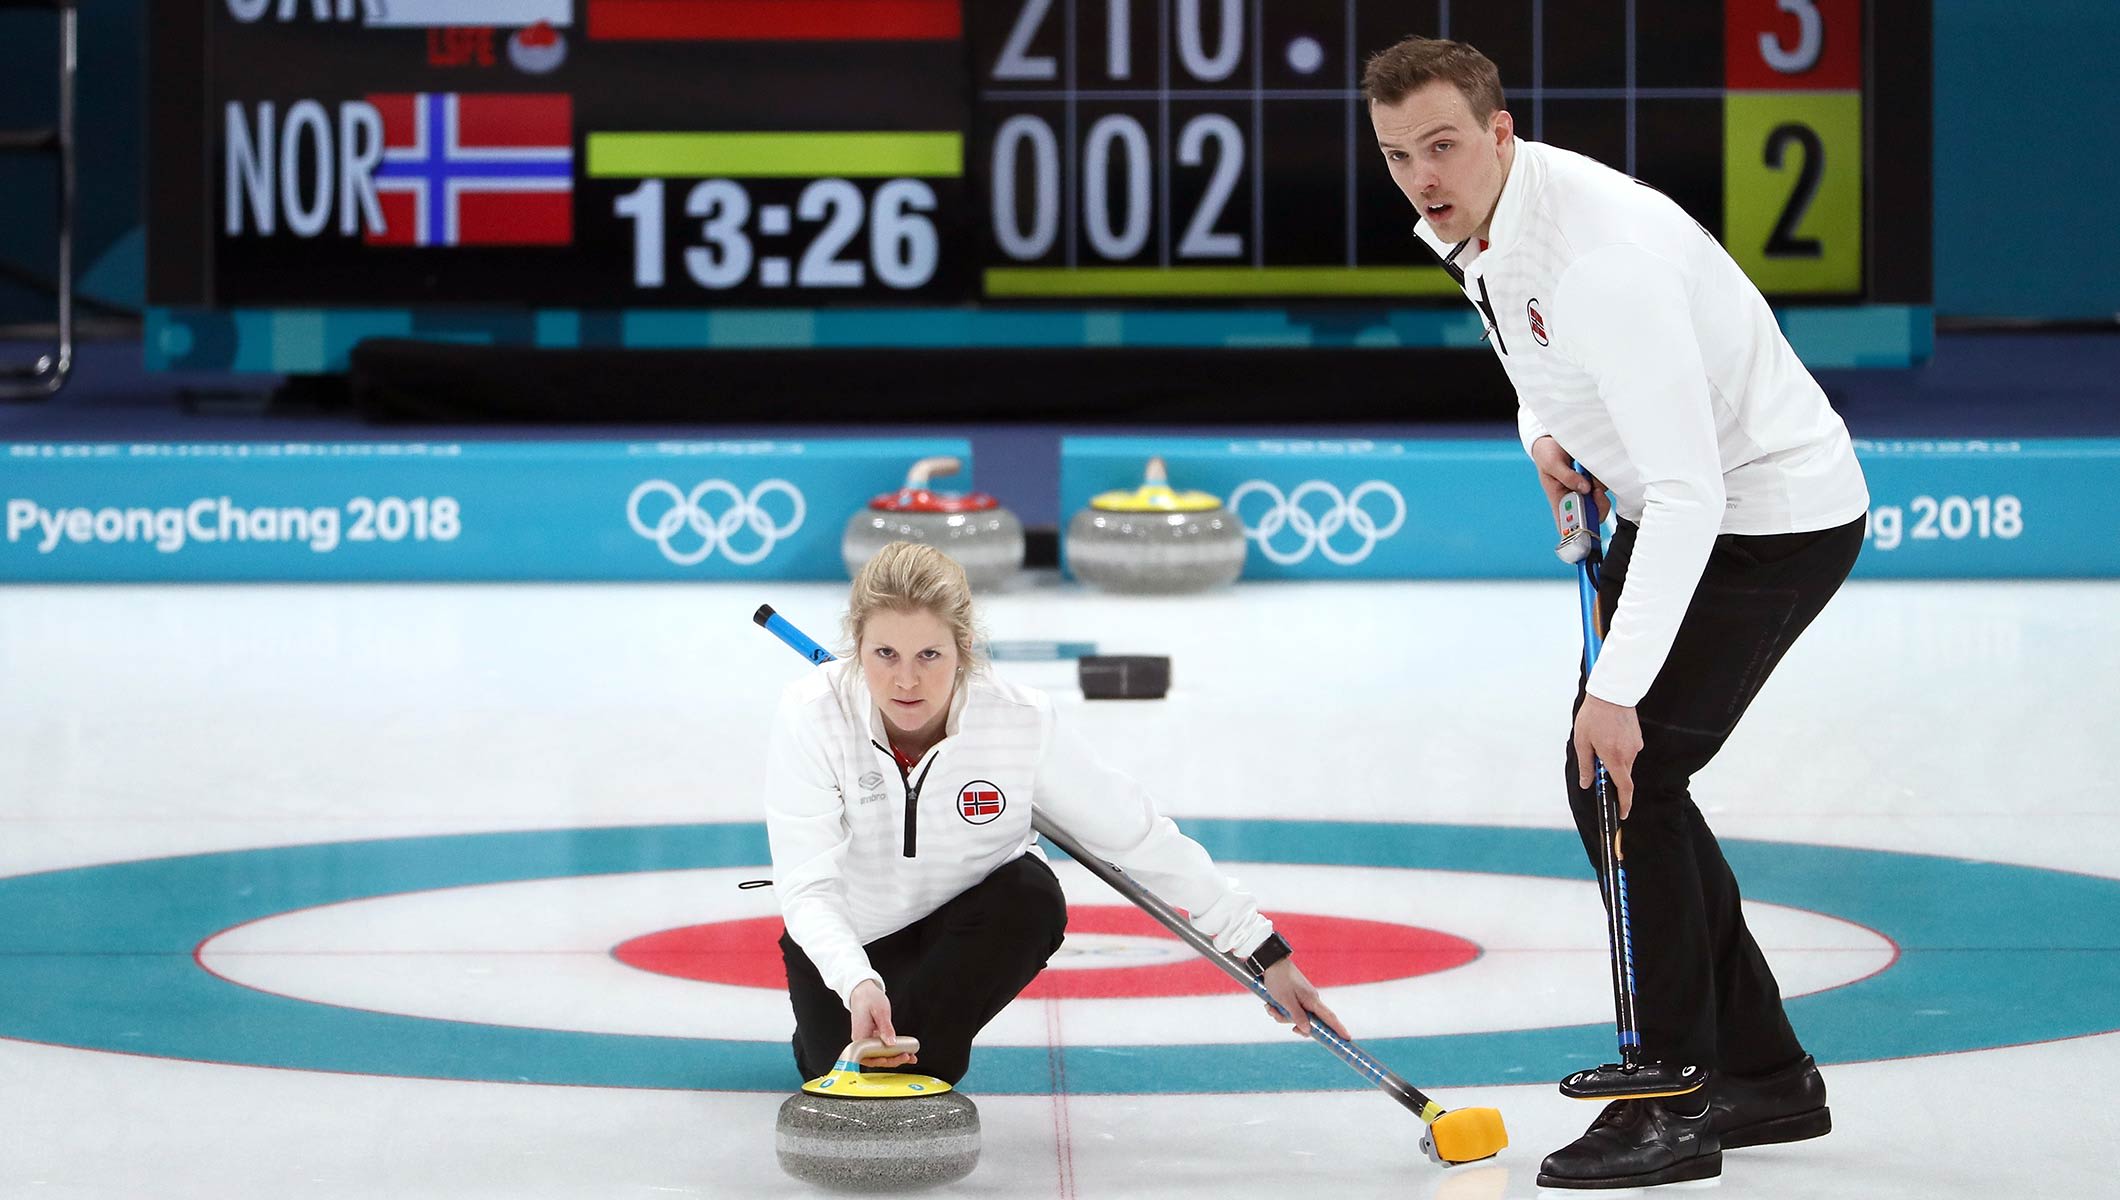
[1762,124,1823,259]
[1724,0,1859,293]
[613,178,940,291]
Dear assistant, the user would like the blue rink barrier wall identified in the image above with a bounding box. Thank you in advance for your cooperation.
[0,439,968,582]
[4,436,2111,583]
[1061,437,2120,580]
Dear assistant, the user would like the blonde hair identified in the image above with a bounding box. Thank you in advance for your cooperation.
[1361,36,1505,122]
[844,542,985,671]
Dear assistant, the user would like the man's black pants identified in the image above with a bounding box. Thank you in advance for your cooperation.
[781,852,1068,1085]
[1567,514,1864,1078]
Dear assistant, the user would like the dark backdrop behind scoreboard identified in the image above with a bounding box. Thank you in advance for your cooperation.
[151,0,1929,310]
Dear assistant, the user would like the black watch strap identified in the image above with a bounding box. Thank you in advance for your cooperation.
[1243,932,1292,977]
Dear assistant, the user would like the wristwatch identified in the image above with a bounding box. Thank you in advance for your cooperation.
[1243,932,1292,977]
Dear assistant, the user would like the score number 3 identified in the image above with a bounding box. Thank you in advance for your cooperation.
[1758,0,1822,74]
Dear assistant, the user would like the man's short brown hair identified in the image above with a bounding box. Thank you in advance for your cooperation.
[1361,36,1505,123]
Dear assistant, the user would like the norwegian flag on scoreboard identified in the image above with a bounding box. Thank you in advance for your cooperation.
[957,781,1005,824]
[365,92,573,247]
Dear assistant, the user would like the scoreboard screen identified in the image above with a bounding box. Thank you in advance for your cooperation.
[149,0,1929,310]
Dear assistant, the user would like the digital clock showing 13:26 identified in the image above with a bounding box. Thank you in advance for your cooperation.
[587,131,969,298]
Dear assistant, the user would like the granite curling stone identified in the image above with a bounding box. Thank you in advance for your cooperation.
[843,455,1024,590]
[776,1038,981,1192]
[1066,457,1247,593]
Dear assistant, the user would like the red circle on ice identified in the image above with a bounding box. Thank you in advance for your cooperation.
[612,907,1479,998]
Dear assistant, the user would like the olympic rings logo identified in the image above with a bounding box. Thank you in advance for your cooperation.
[1226,479,1407,566]
[626,479,807,566]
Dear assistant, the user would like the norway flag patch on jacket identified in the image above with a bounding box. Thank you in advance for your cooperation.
[957,781,1005,825]
[365,92,573,247]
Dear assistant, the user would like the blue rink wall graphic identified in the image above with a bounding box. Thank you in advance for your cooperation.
[1063,437,2120,580]
[0,439,969,582]
[2,436,2114,582]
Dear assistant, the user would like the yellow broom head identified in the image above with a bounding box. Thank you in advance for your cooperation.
[1426,1106,1509,1165]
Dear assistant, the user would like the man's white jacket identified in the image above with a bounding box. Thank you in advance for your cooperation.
[764,657,1273,1005]
[1418,138,1870,705]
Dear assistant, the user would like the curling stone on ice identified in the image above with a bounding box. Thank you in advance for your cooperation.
[843,456,1024,589]
[1066,457,1246,593]
[776,1037,980,1192]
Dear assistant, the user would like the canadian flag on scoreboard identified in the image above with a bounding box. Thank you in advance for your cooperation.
[365,92,573,247]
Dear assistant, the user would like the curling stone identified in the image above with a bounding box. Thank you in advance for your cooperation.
[1066,457,1246,593]
[776,1037,980,1192]
[843,456,1024,590]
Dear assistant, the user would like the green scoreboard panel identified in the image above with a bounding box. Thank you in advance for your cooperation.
[150,0,1929,312]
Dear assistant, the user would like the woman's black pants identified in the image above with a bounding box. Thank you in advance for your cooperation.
[781,852,1068,1085]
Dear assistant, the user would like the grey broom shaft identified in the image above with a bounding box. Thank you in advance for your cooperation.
[1030,813,1239,979]
[1031,812,1439,1118]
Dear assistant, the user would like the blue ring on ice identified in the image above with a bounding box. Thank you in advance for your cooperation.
[0,820,2114,1093]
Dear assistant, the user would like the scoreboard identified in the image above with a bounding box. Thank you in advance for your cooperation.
[149,0,1929,313]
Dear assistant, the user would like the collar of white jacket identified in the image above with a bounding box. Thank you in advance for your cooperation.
[828,654,980,750]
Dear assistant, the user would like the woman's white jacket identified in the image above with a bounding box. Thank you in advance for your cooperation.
[764,657,1273,1005]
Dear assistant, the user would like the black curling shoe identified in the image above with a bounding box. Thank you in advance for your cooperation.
[1536,1098,1721,1190]
[1707,1053,1832,1149]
